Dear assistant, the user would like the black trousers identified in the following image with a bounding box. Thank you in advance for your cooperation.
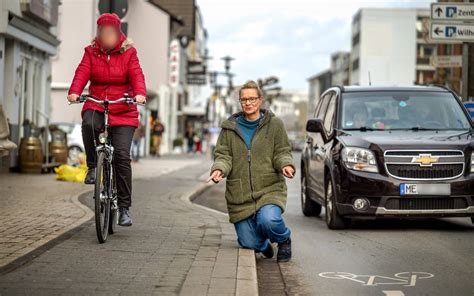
[82,110,135,208]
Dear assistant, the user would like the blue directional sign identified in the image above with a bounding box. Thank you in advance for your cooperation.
[464,102,474,118]
[430,22,474,42]
[431,3,474,21]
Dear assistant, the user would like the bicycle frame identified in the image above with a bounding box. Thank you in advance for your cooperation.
[70,94,143,242]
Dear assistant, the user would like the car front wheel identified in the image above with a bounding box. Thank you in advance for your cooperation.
[325,177,349,229]
[301,171,322,216]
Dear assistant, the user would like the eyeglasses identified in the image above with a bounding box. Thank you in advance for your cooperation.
[239,97,261,105]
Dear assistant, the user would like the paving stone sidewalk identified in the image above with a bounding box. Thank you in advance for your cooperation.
[0,155,258,295]
[0,156,200,269]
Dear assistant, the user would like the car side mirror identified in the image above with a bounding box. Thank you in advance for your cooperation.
[306,119,330,143]
[306,119,324,133]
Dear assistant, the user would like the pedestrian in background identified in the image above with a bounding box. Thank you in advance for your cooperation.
[152,118,164,157]
[185,126,195,154]
[194,130,202,154]
[131,122,144,162]
[208,80,295,262]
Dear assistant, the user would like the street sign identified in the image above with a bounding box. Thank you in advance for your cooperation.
[464,102,474,118]
[431,3,474,21]
[430,55,463,68]
[430,22,474,42]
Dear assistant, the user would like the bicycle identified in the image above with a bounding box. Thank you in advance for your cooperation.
[70,94,144,243]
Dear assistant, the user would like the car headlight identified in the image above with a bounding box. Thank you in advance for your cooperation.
[471,154,474,173]
[341,147,378,173]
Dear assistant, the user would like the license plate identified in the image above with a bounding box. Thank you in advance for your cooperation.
[399,183,451,196]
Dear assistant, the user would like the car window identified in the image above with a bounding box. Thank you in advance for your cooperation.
[340,91,471,130]
[324,94,336,132]
[317,93,331,120]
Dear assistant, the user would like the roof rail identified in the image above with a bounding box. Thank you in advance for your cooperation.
[335,85,345,92]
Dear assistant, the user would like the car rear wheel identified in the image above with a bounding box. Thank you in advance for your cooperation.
[301,171,322,216]
[325,177,349,229]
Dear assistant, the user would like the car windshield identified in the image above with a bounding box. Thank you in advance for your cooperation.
[340,91,472,131]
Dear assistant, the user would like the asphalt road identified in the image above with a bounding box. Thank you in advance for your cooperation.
[281,153,474,296]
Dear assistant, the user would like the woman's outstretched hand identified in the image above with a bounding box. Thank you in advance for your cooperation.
[282,166,295,178]
[135,95,146,104]
[207,170,224,183]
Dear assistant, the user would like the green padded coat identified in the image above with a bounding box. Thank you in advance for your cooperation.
[210,109,295,223]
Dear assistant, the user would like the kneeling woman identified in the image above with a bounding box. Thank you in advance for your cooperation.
[208,80,295,262]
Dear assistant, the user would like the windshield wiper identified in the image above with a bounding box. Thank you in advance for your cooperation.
[344,126,385,131]
[390,127,466,131]
[387,127,437,131]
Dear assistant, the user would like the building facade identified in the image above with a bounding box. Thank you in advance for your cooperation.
[270,90,308,136]
[49,0,195,156]
[415,9,437,86]
[350,8,423,86]
[151,0,210,153]
[331,51,350,86]
[0,0,60,170]
[307,70,332,117]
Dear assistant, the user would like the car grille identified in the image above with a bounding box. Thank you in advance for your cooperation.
[384,151,463,156]
[386,164,464,179]
[385,198,468,210]
[384,150,465,180]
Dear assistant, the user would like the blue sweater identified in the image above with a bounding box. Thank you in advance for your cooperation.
[237,112,264,149]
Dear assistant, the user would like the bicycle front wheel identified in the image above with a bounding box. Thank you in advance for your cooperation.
[95,151,110,243]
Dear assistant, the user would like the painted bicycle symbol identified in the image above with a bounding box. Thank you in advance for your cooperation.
[318,271,434,287]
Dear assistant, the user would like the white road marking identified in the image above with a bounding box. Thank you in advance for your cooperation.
[318,271,434,287]
[383,291,405,296]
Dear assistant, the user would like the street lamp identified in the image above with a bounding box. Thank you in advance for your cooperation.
[221,55,235,75]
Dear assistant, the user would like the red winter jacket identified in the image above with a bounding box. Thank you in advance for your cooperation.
[68,33,146,127]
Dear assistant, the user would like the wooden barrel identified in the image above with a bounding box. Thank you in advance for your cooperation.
[49,140,68,164]
[19,137,43,174]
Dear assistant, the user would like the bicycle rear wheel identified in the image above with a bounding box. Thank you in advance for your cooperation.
[95,151,110,243]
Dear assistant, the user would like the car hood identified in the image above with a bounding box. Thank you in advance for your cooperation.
[337,130,474,153]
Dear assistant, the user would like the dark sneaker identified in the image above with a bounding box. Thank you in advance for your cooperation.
[277,237,292,262]
[84,168,96,185]
[261,243,274,259]
[118,208,132,226]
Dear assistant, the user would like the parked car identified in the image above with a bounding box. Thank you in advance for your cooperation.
[301,85,474,229]
[51,122,84,159]
[290,138,305,151]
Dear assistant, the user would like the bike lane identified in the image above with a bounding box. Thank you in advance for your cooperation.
[278,154,474,296]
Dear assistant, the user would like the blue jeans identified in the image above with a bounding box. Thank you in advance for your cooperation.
[234,204,291,253]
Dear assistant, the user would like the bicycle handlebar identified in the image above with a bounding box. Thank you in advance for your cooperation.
[68,94,145,106]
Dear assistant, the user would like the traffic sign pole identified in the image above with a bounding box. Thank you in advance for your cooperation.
[462,43,469,101]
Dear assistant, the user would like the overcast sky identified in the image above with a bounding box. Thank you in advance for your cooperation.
[197,0,433,91]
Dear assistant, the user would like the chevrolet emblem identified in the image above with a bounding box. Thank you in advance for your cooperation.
[411,154,439,166]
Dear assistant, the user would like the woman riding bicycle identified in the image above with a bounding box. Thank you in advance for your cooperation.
[67,13,146,227]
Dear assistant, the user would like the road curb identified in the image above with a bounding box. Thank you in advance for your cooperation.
[0,188,94,275]
[181,178,259,296]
